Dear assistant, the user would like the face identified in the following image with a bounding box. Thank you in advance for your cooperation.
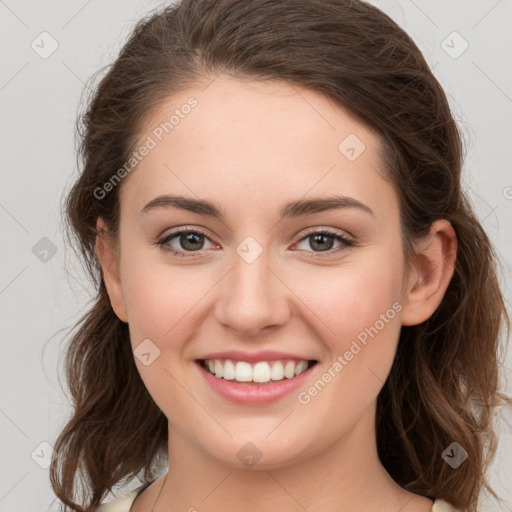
[99,75,421,469]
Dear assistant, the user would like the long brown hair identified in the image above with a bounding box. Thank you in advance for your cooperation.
[50,1,511,510]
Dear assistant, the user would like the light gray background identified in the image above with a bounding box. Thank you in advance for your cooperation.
[1,1,511,511]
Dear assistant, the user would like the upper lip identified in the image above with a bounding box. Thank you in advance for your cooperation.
[196,350,318,364]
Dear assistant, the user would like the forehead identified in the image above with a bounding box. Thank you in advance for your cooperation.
[119,74,396,221]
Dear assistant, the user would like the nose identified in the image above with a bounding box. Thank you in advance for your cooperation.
[214,248,291,338]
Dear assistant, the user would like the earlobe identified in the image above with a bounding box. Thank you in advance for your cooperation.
[400,219,457,326]
[95,218,129,323]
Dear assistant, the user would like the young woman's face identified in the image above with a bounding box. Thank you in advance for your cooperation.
[107,75,416,468]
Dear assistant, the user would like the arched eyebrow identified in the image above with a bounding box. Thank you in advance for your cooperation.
[140,194,374,219]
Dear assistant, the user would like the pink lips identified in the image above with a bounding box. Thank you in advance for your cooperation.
[196,359,318,405]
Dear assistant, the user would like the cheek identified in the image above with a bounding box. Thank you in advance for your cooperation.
[119,245,221,351]
[295,256,403,343]
[292,268,403,436]
[292,254,404,406]
[118,253,212,410]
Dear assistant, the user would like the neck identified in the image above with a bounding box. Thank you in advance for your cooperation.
[149,403,432,512]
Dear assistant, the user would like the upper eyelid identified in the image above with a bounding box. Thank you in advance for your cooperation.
[297,226,353,240]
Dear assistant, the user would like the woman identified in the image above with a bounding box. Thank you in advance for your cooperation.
[49,1,511,511]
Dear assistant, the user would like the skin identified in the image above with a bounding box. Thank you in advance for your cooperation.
[96,74,457,512]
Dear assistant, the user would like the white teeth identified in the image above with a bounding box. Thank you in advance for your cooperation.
[284,361,295,379]
[202,358,313,383]
[253,362,271,383]
[270,361,284,380]
[223,359,236,380]
[294,361,308,375]
[214,360,224,378]
[235,361,252,382]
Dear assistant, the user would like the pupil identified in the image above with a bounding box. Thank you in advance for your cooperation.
[182,233,203,250]
[311,234,332,252]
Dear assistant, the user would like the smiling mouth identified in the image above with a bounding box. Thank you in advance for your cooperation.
[196,358,318,385]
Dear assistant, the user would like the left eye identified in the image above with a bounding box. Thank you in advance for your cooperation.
[294,231,353,253]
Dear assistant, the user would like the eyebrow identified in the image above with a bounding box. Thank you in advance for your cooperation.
[140,194,374,219]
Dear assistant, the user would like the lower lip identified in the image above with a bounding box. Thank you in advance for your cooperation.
[196,361,317,405]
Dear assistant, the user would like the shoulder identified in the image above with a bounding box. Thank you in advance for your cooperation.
[432,498,465,512]
[95,489,462,512]
[95,483,149,512]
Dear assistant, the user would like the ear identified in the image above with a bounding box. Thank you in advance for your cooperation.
[95,217,128,323]
[400,219,457,326]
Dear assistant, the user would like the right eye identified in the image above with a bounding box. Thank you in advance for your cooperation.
[155,227,217,257]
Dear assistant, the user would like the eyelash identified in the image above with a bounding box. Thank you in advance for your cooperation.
[154,226,356,259]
